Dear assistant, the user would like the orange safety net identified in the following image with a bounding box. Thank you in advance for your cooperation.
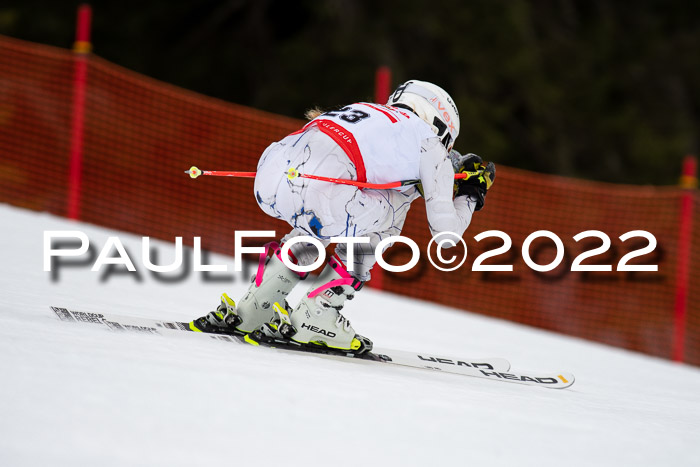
[1,34,698,365]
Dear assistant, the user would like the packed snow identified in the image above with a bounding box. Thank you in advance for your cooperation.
[1,203,699,466]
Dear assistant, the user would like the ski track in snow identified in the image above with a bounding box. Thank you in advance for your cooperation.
[1,203,699,466]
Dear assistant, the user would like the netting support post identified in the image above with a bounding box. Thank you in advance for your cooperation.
[672,155,697,362]
[370,66,392,291]
[67,4,92,220]
[374,66,391,106]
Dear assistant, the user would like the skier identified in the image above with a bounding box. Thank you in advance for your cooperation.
[191,80,495,354]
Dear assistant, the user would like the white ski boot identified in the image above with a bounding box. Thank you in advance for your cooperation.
[191,242,306,334]
[267,254,372,354]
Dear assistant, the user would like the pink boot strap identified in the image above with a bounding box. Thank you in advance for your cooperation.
[254,241,307,287]
[307,254,363,298]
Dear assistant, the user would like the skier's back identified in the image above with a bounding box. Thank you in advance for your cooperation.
[191,80,495,354]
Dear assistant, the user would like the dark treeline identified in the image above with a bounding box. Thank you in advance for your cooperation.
[2,0,699,184]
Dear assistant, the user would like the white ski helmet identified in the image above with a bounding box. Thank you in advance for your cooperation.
[387,79,460,151]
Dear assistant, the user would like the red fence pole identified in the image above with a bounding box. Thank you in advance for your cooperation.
[67,4,92,220]
[374,66,391,104]
[369,66,392,291]
[672,155,697,362]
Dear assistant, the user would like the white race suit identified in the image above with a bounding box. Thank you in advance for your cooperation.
[254,103,476,281]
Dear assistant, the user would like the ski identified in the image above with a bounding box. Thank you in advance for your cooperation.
[50,306,575,389]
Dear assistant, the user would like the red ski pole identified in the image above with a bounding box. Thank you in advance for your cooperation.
[185,166,473,190]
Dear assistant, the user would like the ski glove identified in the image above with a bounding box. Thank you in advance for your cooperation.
[452,152,496,211]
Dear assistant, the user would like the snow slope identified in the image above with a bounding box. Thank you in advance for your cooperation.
[1,203,699,467]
